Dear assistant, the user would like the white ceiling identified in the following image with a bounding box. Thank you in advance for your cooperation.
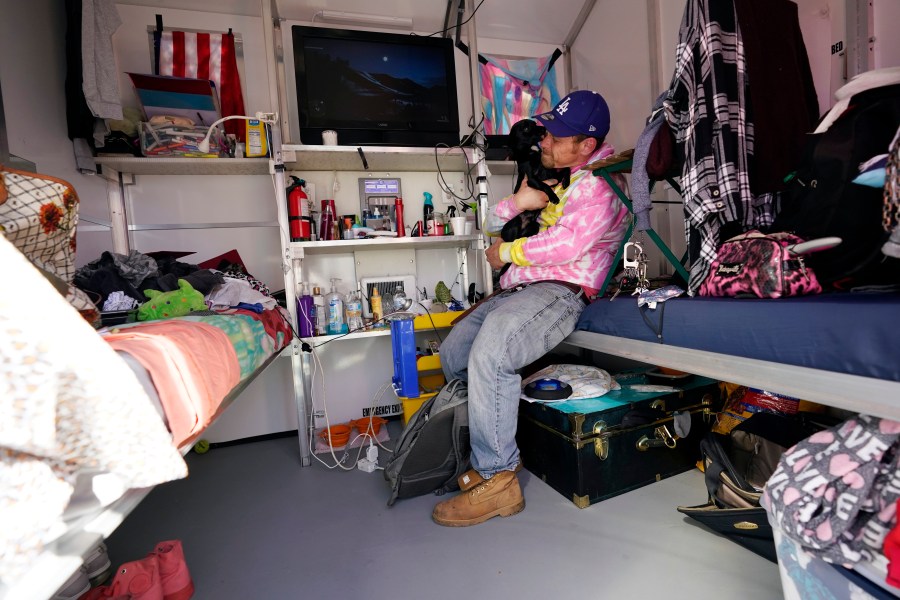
[114,0,588,45]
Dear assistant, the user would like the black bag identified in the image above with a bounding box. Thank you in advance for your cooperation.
[677,412,826,562]
[771,83,900,288]
[384,379,471,506]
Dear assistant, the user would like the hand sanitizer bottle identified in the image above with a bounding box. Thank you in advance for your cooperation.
[325,278,347,335]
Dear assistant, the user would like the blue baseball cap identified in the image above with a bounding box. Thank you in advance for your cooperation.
[534,90,610,138]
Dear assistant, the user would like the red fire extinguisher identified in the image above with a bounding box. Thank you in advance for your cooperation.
[287,177,312,241]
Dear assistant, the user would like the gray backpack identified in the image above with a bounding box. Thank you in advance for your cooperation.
[384,379,471,506]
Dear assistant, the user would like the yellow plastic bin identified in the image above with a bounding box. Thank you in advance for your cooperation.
[398,354,445,425]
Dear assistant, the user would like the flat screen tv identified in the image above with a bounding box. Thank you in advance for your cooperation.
[292,26,460,147]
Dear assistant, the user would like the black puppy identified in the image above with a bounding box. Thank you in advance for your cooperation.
[497,119,571,275]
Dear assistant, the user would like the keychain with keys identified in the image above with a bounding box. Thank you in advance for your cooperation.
[633,249,650,297]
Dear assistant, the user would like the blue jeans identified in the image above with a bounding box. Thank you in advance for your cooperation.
[440,282,585,478]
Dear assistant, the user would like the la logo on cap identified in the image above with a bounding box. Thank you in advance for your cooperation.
[556,98,571,115]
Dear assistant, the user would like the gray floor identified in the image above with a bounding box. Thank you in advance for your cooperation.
[106,430,784,599]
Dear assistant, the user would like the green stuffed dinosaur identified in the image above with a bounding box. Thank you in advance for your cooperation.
[137,279,207,321]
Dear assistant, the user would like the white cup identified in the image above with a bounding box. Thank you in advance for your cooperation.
[464,221,475,235]
[322,130,338,145]
[450,216,468,236]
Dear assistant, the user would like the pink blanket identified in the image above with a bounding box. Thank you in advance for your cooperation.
[105,320,240,446]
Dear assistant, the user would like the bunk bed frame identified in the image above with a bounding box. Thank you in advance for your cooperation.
[562,330,900,421]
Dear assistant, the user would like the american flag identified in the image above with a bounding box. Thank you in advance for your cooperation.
[157,31,246,141]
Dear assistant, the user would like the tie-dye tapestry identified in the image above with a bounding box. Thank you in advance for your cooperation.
[480,53,561,135]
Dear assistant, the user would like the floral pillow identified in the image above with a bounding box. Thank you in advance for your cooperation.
[0,165,98,324]
[0,165,79,282]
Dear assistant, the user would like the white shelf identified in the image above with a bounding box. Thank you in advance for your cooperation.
[282,144,476,172]
[95,156,271,175]
[289,234,479,257]
[96,147,484,175]
[303,328,391,345]
[486,160,516,176]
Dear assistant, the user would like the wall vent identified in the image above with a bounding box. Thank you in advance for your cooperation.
[360,275,417,317]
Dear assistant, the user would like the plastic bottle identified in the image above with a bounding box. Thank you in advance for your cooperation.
[370,286,384,327]
[345,289,364,331]
[325,278,347,335]
[320,199,336,241]
[297,281,315,337]
[312,285,326,335]
[394,197,405,237]
[423,192,434,236]
[393,285,411,312]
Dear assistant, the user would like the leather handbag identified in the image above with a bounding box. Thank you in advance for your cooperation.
[699,230,822,298]
[677,412,828,562]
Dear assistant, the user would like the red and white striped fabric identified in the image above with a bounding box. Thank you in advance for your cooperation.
[158,31,246,141]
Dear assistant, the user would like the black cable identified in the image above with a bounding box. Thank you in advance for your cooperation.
[418,0,487,38]
[417,302,444,344]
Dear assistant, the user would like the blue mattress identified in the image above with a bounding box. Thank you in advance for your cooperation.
[575,293,900,383]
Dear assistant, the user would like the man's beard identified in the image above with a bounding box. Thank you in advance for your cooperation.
[540,152,554,169]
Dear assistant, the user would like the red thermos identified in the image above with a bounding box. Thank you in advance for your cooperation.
[394,197,405,237]
[287,179,311,241]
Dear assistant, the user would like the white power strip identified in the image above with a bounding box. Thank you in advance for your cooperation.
[357,458,378,473]
[357,444,379,473]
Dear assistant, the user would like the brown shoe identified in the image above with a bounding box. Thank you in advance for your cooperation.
[433,471,525,527]
[458,462,523,491]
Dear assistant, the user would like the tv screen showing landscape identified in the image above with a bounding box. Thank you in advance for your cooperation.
[293,26,460,146]
[303,38,453,127]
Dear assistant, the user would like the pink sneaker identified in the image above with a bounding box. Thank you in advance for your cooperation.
[152,540,194,600]
[81,556,164,600]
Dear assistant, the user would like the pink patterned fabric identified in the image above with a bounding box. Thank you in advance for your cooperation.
[104,320,240,446]
[480,54,560,136]
[764,414,900,565]
[492,142,631,290]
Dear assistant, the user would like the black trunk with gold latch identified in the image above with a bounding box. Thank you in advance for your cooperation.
[516,374,721,508]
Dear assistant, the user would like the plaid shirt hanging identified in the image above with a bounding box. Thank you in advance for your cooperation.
[157,30,247,141]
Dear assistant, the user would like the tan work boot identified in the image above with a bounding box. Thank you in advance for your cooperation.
[433,471,525,527]
[458,462,523,491]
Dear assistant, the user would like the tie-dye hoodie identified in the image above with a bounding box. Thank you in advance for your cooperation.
[488,141,631,290]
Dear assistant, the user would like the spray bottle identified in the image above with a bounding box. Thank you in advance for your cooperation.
[297,281,315,337]
[394,197,405,237]
[325,278,347,335]
[423,192,434,236]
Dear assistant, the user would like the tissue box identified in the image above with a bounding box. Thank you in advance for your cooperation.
[140,122,224,157]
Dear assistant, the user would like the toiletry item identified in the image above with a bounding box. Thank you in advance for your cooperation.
[245,119,269,157]
[319,199,337,241]
[394,197,405,237]
[370,286,384,327]
[297,282,315,337]
[423,192,434,236]
[392,285,412,312]
[345,290,364,331]
[312,285,326,335]
[325,278,347,335]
